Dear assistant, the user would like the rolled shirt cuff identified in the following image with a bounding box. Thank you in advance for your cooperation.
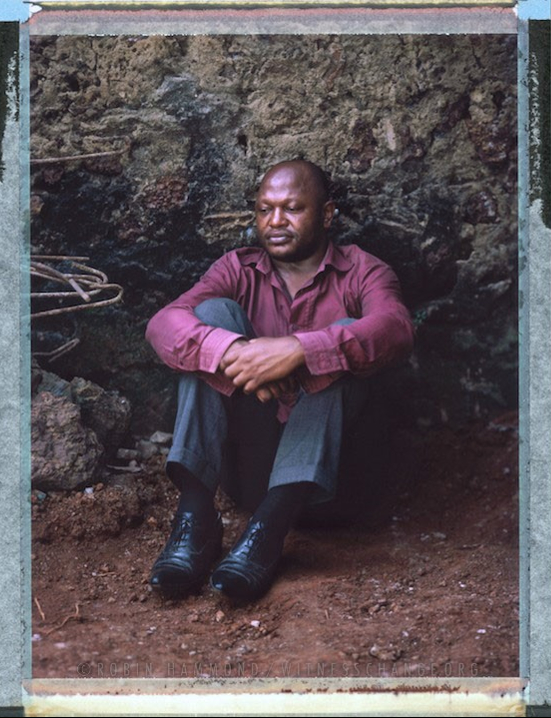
[293,329,346,375]
[192,327,246,374]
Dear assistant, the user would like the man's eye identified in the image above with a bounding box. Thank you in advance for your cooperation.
[257,208,270,214]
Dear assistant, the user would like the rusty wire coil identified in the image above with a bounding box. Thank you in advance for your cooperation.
[31,255,124,361]
[31,255,124,319]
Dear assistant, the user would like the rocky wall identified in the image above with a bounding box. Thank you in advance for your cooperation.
[29,34,518,433]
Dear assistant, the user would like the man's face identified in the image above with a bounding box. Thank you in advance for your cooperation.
[255,164,335,264]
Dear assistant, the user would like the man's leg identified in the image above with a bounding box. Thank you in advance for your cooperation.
[150,298,259,597]
[211,348,373,600]
[221,391,281,512]
[299,374,393,528]
[268,373,374,499]
[166,297,257,493]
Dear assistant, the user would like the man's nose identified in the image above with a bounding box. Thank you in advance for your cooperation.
[269,207,287,226]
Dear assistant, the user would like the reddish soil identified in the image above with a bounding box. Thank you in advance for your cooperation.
[32,413,519,680]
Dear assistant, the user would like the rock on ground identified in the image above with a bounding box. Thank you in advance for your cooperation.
[31,391,104,491]
[70,376,132,455]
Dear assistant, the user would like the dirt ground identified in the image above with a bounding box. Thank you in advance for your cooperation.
[31,412,519,681]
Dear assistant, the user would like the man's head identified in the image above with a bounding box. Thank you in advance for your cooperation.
[255,160,336,265]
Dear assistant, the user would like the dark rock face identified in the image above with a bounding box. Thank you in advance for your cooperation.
[30,34,517,431]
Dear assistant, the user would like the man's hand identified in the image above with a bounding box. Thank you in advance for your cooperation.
[255,377,299,403]
[219,336,305,395]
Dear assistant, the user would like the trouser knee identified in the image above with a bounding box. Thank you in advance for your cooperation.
[194,297,240,324]
[194,298,253,335]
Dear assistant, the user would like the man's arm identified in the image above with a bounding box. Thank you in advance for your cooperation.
[146,254,300,403]
[291,259,414,391]
[145,254,246,381]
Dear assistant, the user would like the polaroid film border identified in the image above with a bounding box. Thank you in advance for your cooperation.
[0,0,549,714]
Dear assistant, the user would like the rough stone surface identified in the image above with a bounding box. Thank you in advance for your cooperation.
[29,35,518,431]
[32,361,132,460]
[31,391,104,491]
[69,376,132,455]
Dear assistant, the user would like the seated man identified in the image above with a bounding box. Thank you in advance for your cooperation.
[145,159,414,602]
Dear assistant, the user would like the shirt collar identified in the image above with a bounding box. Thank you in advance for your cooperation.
[319,241,354,273]
[240,242,353,276]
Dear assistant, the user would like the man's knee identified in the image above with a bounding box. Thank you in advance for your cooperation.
[194,298,250,333]
[194,298,240,323]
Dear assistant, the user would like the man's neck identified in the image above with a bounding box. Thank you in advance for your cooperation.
[270,241,330,278]
[270,241,330,300]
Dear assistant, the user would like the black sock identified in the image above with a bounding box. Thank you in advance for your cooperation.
[251,482,315,540]
[170,465,216,521]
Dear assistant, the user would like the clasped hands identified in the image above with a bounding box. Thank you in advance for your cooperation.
[218,336,305,403]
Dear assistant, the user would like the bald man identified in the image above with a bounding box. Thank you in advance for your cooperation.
[146,160,414,602]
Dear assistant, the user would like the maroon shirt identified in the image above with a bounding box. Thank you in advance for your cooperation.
[146,242,414,421]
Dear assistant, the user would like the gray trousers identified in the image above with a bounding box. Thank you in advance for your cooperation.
[166,298,376,510]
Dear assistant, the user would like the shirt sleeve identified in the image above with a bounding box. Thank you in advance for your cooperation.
[145,254,246,384]
[293,259,415,389]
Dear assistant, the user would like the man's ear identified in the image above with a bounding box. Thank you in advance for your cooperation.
[323,200,337,229]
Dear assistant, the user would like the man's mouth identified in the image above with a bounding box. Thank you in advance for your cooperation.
[266,233,293,245]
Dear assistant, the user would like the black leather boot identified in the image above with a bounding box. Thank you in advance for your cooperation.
[150,511,223,598]
[210,519,283,601]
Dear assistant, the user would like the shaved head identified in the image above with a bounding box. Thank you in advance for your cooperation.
[259,160,331,207]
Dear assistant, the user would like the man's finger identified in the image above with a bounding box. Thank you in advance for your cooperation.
[243,377,261,394]
[277,376,297,393]
[220,350,240,370]
[268,382,284,399]
[218,339,248,372]
[223,360,252,381]
[255,387,273,403]
[222,362,239,378]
